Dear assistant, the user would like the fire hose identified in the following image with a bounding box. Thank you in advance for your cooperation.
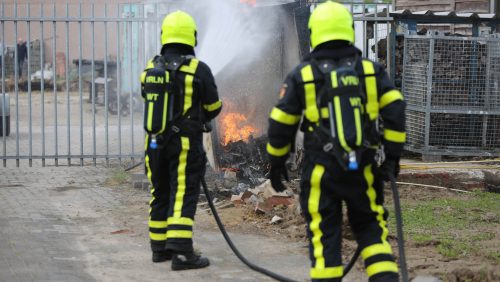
[125,158,409,280]
[201,171,409,282]
[201,175,298,282]
[126,133,408,280]
[339,177,409,282]
[390,175,409,282]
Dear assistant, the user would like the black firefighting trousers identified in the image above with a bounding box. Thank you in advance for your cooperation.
[145,134,205,253]
[300,153,399,282]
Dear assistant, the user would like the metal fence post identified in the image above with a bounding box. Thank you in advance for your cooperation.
[390,20,396,83]
[401,35,408,98]
[15,3,19,167]
[104,3,109,167]
[128,9,135,166]
[91,3,96,165]
[78,3,83,166]
[65,3,71,166]
[482,40,492,148]
[53,3,59,166]
[424,37,435,152]
[27,3,32,167]
[1,2,6,167]
[116,7,122,165]
[40,3,46,167]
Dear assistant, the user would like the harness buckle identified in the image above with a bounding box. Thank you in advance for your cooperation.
[323,142,333,152]
[171,125,180,133]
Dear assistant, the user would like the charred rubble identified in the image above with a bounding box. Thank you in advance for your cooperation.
[218,134,270,187]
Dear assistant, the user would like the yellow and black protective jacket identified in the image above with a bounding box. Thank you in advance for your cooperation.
[141,44,222,137]
[267,44,405,165]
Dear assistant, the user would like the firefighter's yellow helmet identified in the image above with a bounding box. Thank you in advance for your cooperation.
[308,1,354,49]
[161,11,197,47]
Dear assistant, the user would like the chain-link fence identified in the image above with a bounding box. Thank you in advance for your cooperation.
[403,34,500,156]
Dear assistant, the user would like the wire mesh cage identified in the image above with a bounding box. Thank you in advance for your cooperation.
[402,34,500,156]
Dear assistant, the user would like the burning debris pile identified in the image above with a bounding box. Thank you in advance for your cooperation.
[206,94,305,229]
[215,98,271,187]
[219,135,270,186]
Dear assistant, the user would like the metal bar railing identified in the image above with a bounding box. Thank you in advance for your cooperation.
[1,3,5,167]
[1,154,142,160]
[65,3,71,166]
[128,10,135,166]
[78,3,83,166]
[117,12,123,166]
[0,2,400,165]
[27,3,32,167]
[386,4,391,77]
[0,17,156,23]
[91,3,97,166]
[362,3,366,56]
[40,3,46,167]
[1,2,158,166]
[52,3,59,166]
[14,3,19,167]
[104,3,110,167]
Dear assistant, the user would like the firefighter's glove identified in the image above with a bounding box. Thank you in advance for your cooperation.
[380,156,400,182]
[270,164,289,192]
[202,122,212,133]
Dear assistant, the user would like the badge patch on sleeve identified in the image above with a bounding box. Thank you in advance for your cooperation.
[279,84,288,99]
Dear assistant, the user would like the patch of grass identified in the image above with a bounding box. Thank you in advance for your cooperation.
[411,234,433,244]
[387,191,500,261]
[436,237,473,259]
[107,169,130,186]
[471,232,495,241]
[485,251,500,264]
[477,268,491,281]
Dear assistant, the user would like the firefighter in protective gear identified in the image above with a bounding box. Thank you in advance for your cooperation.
[267,2,405,282]
[141,10,222,270]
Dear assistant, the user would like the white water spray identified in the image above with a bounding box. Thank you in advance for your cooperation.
[191,0,281,77]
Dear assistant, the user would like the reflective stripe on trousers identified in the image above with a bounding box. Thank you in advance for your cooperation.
[145,135,203,252]
[300,159,398,280]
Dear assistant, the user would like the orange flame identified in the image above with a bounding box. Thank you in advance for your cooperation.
[220,112,257,145]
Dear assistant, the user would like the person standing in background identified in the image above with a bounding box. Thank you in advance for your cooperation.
[16,38,27,79]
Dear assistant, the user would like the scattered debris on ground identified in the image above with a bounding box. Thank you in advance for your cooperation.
[197,158,500,282]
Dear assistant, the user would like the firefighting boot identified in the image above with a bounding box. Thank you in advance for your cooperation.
[152,250,172,263]
[171,251,210,271]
